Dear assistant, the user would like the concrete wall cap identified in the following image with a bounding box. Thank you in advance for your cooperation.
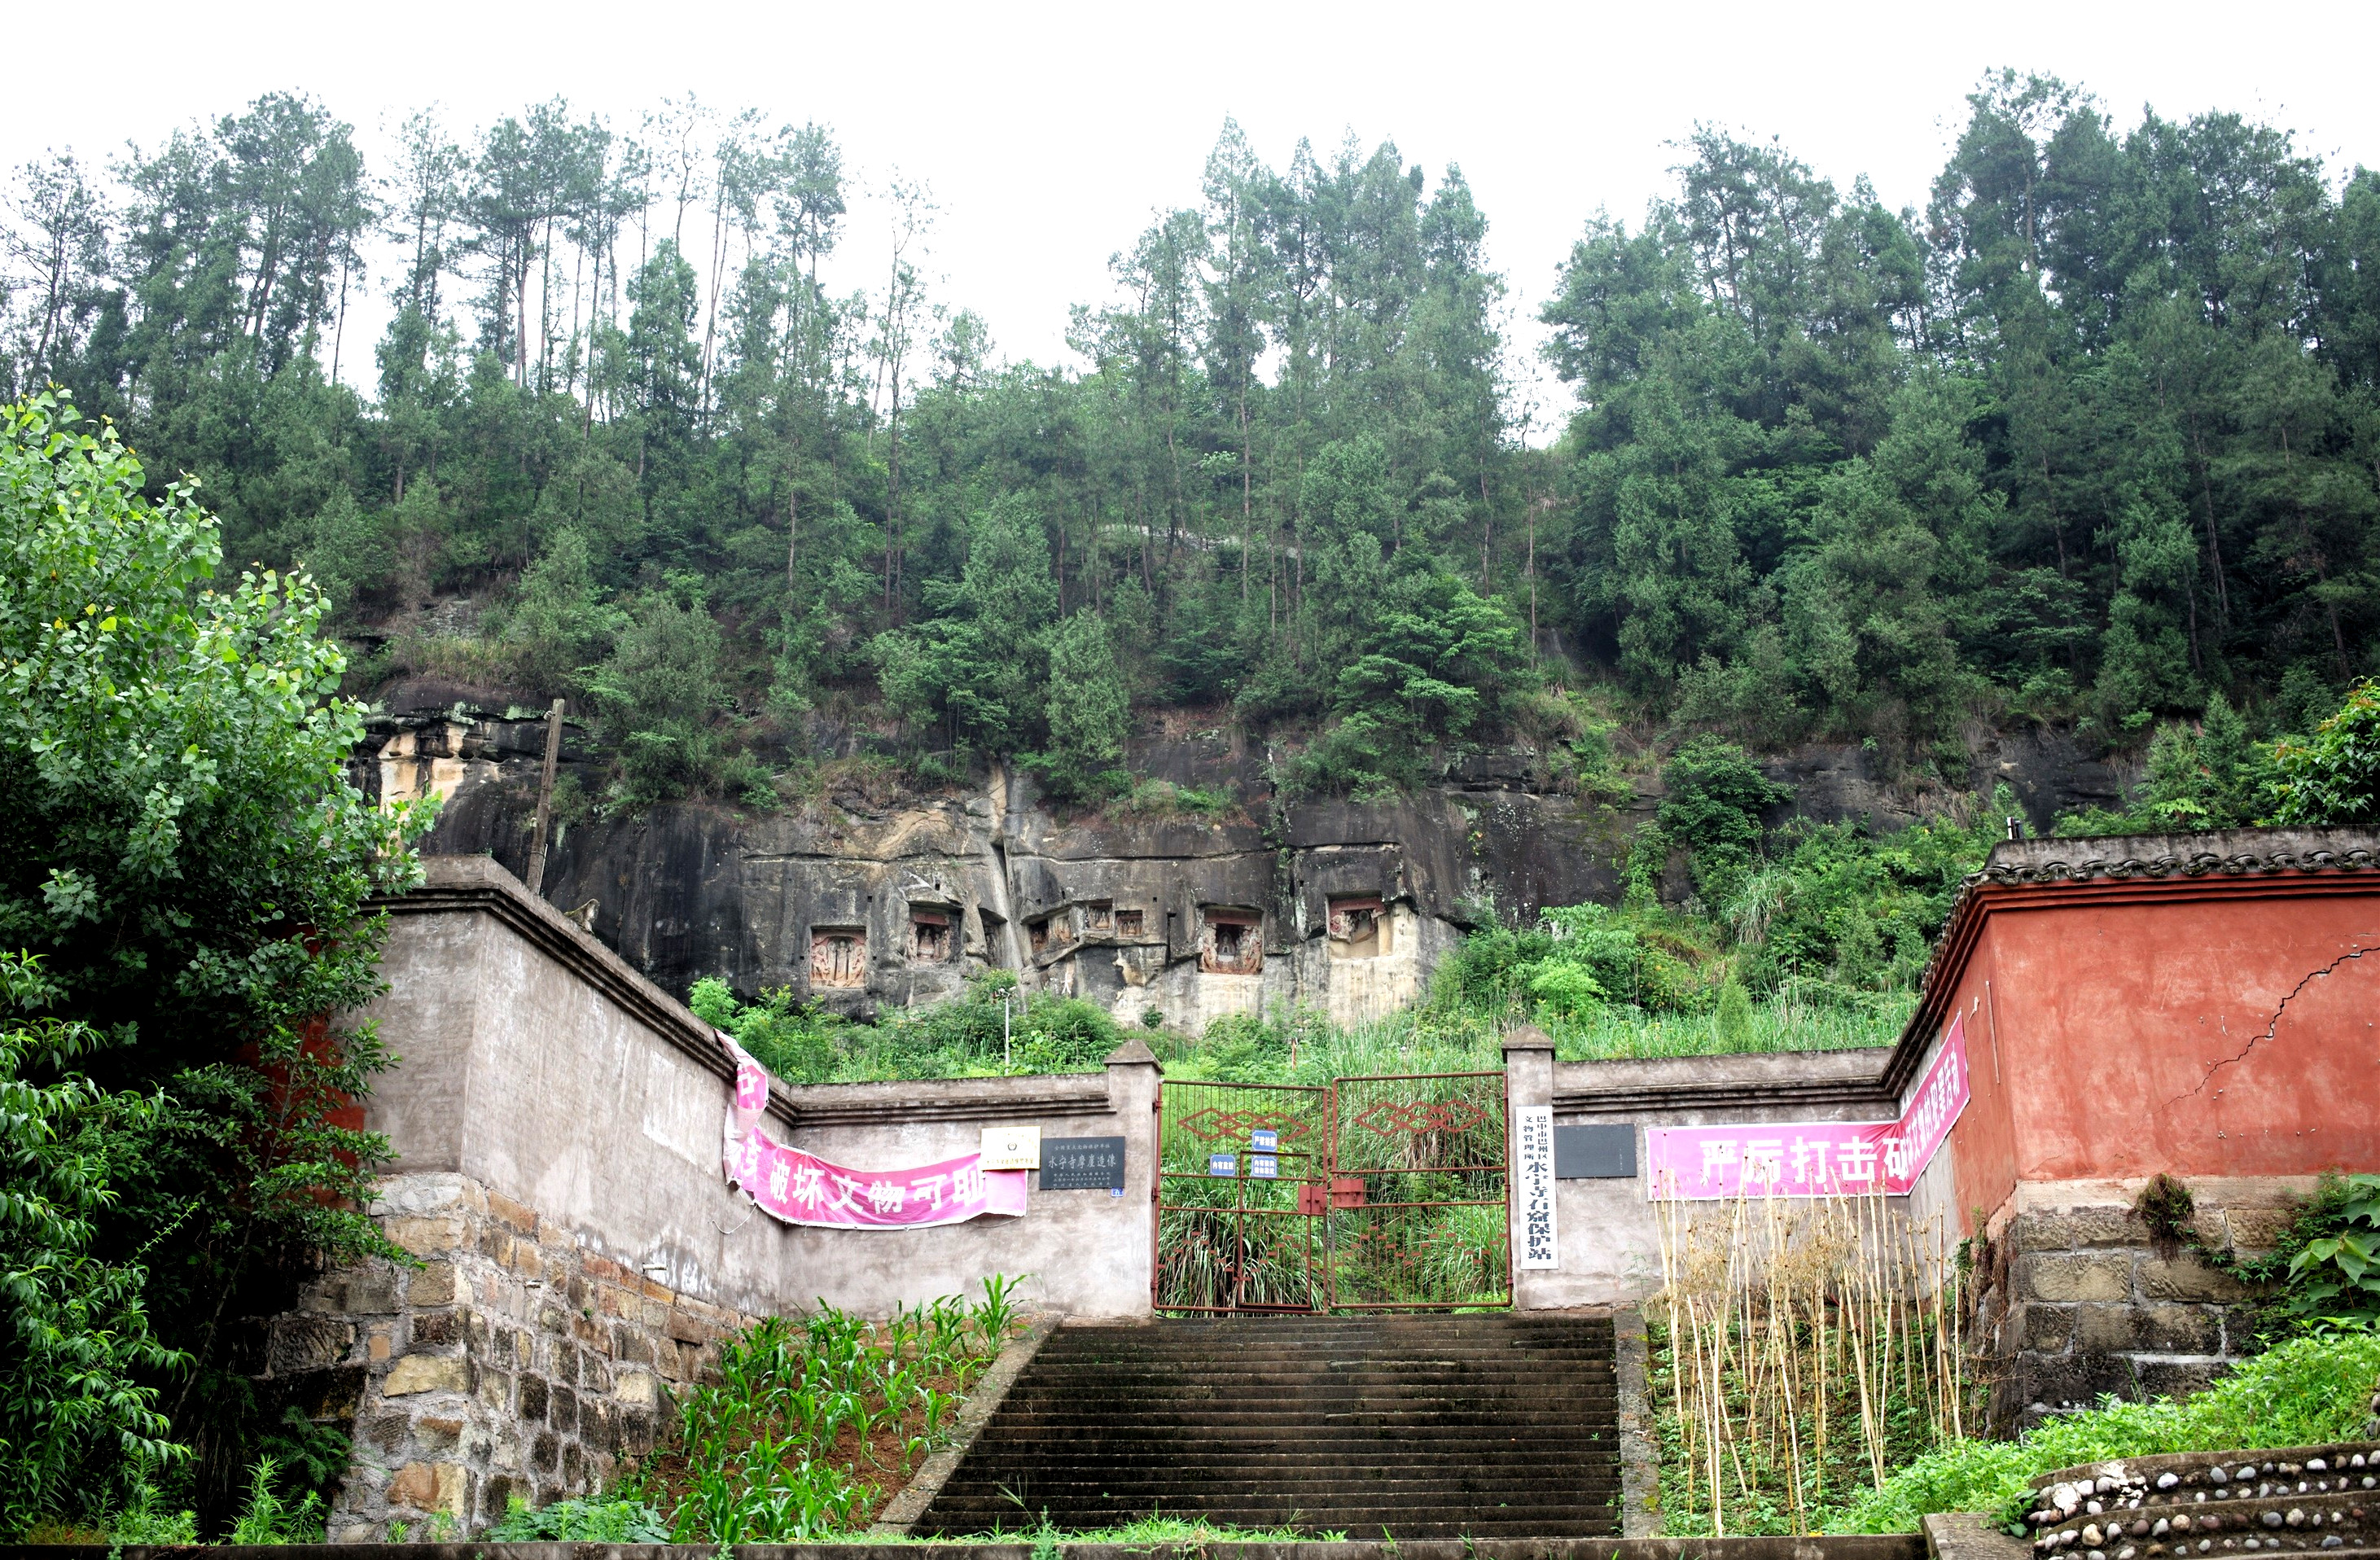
[1501,1024,1555,1053]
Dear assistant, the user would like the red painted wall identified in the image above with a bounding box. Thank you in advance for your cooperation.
[1935,878,2380,1234]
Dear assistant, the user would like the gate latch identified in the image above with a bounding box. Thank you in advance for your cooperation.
[1330,1177,1367,1209]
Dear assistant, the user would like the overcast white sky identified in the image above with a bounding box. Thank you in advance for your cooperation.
[14,0,2378,423]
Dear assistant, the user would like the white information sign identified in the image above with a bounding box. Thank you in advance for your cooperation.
[1516,1105,1558,1270]
[979,1124,1041,1170]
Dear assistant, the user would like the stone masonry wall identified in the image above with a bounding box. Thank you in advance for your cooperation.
[1978,1181,2304,1433]
[263,1171,755,1541]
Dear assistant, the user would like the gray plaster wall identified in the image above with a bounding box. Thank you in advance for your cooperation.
[365,857,1158,1322]
[1508,1035,1917,1307]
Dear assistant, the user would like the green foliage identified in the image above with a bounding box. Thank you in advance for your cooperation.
[2268,679,2380,827]
[285,489,391,628]
[105,1471,199,1545]
[634,1282,1023,1540]
[484,1493,670,1541]
[1748,806,2005,989]
[1415,782,1997,1058]
[871,495,1058,758]
[1109,778,1232,818]
[1831,1328,2380,1532]
[690,977,842,1085]
[692,975,1125,1084]
[1656,737,1793,905]
[14,84,2380,808]
[1025,610,1131,802]
[225,1456,324,1545]
[2221,1173,2380,1330]
[0,392,432,1527]
[501,528,624,693]
[588,586,734,808]
[0,953,182,1532]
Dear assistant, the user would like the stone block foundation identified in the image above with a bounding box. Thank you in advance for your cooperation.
[1979,1181,2303,1432]
[258,1171,756,1541]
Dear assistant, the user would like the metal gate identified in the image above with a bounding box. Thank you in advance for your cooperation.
[1153,1071,1509,1313]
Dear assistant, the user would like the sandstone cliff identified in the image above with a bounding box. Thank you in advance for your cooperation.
[357,678,2133,1026]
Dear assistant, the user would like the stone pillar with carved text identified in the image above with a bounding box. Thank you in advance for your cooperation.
[1502,1027,1558,1310]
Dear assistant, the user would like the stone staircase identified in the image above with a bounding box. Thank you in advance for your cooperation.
[2024,1443,2380,1560]
[914,1313,1621,1539]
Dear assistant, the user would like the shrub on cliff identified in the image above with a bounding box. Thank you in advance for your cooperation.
[2268,677,2380,829]
[0,393,433,1528]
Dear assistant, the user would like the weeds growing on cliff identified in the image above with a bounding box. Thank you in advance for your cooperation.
[613,1277,1026,1542]
[691,976,1124,1084]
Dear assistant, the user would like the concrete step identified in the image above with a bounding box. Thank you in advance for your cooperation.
[914,1315,1622,1540]
[931,1479,1620,1502]
[950,1448,1619,1468]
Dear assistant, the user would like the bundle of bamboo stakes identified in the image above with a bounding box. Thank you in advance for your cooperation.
[1653,1186,1972,1536]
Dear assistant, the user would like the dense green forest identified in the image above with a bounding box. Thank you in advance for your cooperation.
[6,72,2380,804]
[8,68,2380,1540]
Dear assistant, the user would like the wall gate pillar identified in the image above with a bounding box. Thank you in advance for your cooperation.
[1501,1026,1556,1311]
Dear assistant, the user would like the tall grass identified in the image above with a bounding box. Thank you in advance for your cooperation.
[1549,984,1912,1061]
[1150,987,1904,1089]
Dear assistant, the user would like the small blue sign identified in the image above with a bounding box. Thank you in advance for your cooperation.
[1208,1153,1238,1177]
[1250,1128,1279,1152]
[1248,1154,1278,1179]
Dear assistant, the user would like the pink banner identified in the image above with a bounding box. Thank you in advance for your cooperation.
[717,1035,1028,1229]
[1645,1016,1970,1200]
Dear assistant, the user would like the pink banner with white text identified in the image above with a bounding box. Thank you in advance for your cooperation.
[717,1034,1028,1229]
[1644,1016,1970,1200]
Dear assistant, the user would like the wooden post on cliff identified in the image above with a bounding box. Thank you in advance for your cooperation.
[525,698,566,897]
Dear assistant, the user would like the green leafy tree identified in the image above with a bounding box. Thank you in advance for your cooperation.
[870,494,1056,755]
[0,953,183,1532]
[0,393,431,1524]
[1028,611,1130,801]
[502,528,624,693]
[284,487,390,628]
[1656,737,1792,904]
[2267,677,2380,826]
[588,588,732,808]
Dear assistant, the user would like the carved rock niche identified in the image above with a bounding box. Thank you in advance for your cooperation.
[907,908,953,963]
[809,927,866,988]
[1201,909,1262,975]
[1328,896,1387,959]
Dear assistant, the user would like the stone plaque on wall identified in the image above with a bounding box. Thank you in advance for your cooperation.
[1554,1124,1637,1179]
[1041,1136,1126,1191]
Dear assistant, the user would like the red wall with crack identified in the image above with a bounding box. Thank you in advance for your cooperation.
[1924,874,2380,1235]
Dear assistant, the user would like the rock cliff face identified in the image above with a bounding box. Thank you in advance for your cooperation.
[357,680,2134,1024]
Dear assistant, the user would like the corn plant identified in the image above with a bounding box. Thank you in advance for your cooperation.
[643,1277,1027,1540]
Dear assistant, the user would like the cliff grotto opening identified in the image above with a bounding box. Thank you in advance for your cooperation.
[907,909,953,963]
[1328,896,1387,958]
[1201,908,1262,975]
[809,927,866,988]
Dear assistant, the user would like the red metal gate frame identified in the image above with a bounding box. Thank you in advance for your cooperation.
[1151,1070,1512,1314]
